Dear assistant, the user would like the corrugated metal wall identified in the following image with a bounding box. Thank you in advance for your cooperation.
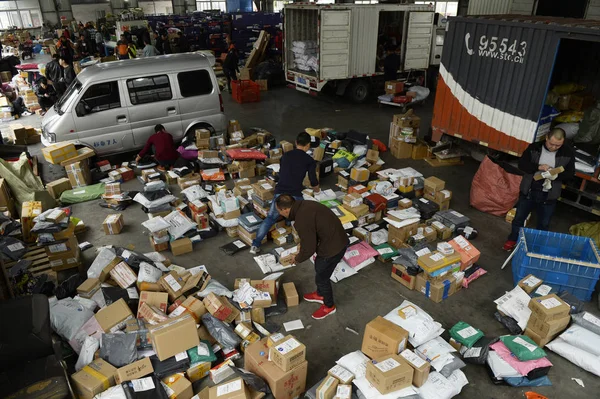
[348,7,380,76]
[467,0,534,15]
[432,17,560,155]
[586,0,600,20]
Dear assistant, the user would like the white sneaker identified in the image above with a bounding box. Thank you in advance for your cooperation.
[249,246,260,255]
[22,111,32,116]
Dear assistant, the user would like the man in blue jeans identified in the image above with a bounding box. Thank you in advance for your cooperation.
[503,128,575,251]
[250,132,320,254]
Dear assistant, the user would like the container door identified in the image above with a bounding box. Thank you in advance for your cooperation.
[320,10,351,80]
[405,11,434,70]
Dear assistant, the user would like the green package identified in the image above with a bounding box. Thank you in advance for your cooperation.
[449,321,484,348]
[59,183,105,204]
[375,243,398,260]
[187,340,217,365]
[500,335,547,361]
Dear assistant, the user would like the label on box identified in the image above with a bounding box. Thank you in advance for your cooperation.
[583,312,600,327]
[451,211,464,217]
[401,349,427,368]
[337,385,351,398]
[160,382,175,397]
[540,298,562,309]
[7,242,24,252]
[275,338,301,355]
[462,347,482,358]
[325,166,332,173]
[261,183,272,190]
[432,221,445,230]
[415,248,431,257]
[127,287,139,299]
[164,275,182,292]
[50,259,64,267]
[535,285,552,296]
[513,337,537,352]
[247,216,258,224]
[132,377,155,392]
[169,306,186,318]
[374,358,401,372]
[430,253,445,262]
[217,379,242,396]
[233,240,246,248]
[419,198,428,203]
[378,247,394,255]
[343,222,354,230]
[457,326,478,339]
[175,351,189,361]
[121,249,132,260]
[48,243,68,253]
[523,276,542,287]
[464,226,473,235]
[198,342,210,356]
[453,236,469,249]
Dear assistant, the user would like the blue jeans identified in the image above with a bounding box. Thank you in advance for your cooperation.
[252,193,303,247]
[508,191,557,241]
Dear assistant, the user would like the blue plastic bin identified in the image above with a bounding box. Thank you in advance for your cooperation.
[512,228,600,301]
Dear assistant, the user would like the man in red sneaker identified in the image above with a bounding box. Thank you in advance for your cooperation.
[275,195,349,320]
[503,128,575,251]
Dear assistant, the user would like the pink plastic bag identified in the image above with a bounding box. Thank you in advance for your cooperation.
[177,146,198,160]
[226,148,267,160]
[470,156,522,217]
[343,241,379,268]
[490,341,552,376]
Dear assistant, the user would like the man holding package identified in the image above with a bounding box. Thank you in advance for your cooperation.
[250,132,320,254]
[503,128,575,251]
[275,195,348,320]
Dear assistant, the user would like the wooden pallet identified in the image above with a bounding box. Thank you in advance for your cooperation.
[3,245,58,289]
[424,157,464,167]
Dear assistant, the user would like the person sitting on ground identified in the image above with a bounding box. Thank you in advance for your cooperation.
[34,77,57,116]
[59,56,76,87]
[1,83,31,118]
[141,38,158,57]
[135,124,180,170]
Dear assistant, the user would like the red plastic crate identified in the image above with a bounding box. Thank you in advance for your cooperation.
[232,80,260,104]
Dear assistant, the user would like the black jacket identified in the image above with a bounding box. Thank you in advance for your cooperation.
[518,141,575,200]
[62,66,76,86]
[275,149,318,197]
[45,60,62,83]
[288,200,349,263]
[223,47,239,72]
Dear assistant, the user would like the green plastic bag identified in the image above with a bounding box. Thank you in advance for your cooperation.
[320,200,341,208]
[449,321,484,348]
[374,243,398,260]
[332,149,357,162]
[60,183,105,204]
[187,340,217,365]
[569,222,600,247]
[500,335,547,361]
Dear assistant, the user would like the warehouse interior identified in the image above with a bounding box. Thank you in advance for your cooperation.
[1,1,600,399]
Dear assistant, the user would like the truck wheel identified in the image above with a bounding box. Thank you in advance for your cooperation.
[346,79,370,104]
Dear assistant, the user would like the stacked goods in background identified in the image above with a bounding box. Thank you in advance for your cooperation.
[388,110,421,160]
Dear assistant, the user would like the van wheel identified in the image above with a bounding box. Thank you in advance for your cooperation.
[184,123,216,143]
[346,79,370,104]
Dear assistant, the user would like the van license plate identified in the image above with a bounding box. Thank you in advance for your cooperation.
[297,77,306,85]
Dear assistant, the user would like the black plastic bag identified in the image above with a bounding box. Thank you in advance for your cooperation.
[122,374,169,398]
[100,333,138,367]
[30,221,67,234]
[231,367,271,394]
[55,274,86,300]
[460,336,498,365]
[220,240,248,255]
[102,287,139,314]
[393,248,419,269]
[493,312,522,335]
[0,214,21,236]
[457,226,479,240]
[150,354,191,379]
[558,290,584,314]
[201,313,241,349]
[114,247,155,270]
[264,292,288,318]
[0,237,27,260]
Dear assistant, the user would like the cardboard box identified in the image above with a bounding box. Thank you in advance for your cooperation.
[350,167,369,183]
[41,142,77,164]
[209,377,249,399]
[400,349,429,387]
[138,302,169,324]
[269,335,306,372]
[385,80,405,95]
[335,385,352,399]
[362,316,408,359]
[159,271,187,300]
[415,273,458,303]
[366,148,379,163]
[103,214,124,235]
[366,354,413,394]
[387,220,419,248]
[283,282,299,307]
[251,180,275,201]
[171,237,193,255]
[279,246,299,266]
[328,365,354,384]
[150,235,169,252]
[148,314,200,361]
[46,177,72,199]
[244,339,308,399]
[71,358,117,399]
[250,280,277,298]
[528,294,570,322]
[138,291,169,318]
[65,161,92,188]
[417,252,462,276]
[21,201,42,242]
[77,278,101,298]
[313,146,325,161]
[524,327,556,348]
[390,139,413,159]
[527,314,570,337]
[162,374,194,399]
[251,308,265,324]
[187,361,212,383]
[252,292,272,308]
[95,298,134,332]
[412,141,429,160]
[114,357,153,384]
[391,265,416,290]
[109,261,137,289]
[204,292,240,323]
[280,141,294,153]
[393,110,421,129]
[316,376,338,399]
[518,274,544,294]
[173,296,207,322]
[424,177,445,195]
[448,236,480,270]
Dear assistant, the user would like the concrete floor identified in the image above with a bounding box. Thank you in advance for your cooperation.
[8,85,600,398]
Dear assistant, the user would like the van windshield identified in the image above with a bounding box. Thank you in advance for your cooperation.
[55,79,83,115]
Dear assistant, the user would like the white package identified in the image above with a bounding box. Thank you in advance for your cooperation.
[384,301,444,347]
[546,337,600,377]
[75,336,100,371]
[416,337,457,371]
[137,262,163,283]
[417,371,467,399]
[486,351,521,379]
[74,296,98,312]
[87,248,117,279]
[164,210,196,239]
[93,385,127,399]
[49,298,95,341]
[353,376,417,399]
[336,350,370,379]
[181,185,209,201]
[559,324,600,356]
[141,217,170,233]
[370,229,388,246]
[494,286,532,331]
[572,311,600,336]
[330,261,358,283]
[353,257,376,273]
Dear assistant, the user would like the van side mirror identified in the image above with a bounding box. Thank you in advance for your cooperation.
[75,102,87,117]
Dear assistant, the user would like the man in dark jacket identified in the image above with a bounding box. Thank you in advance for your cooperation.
[383,46,400,81]
[222,37,239,92]
[503,128,575,251]
[275,195,348,320]
[177,32,189,53]
[45,54,64,95]
[59,57,76,87]
[34,77,57,115]
[250,132,320,254]
[161,32,172,54]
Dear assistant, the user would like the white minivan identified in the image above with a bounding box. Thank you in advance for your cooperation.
[41,53,227,155]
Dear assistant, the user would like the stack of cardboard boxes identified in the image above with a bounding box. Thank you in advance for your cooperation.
[45,212,82,271]
[4,124,41,145]
[525,291,571,346]
[20,200,42,243]
[388,110,420,159]
[251,179,275,219]
[196,128,211,150]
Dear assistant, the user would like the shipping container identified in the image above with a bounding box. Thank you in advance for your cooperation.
[431,15,600,156]
[283,3,434,102]
[467,0,535,16]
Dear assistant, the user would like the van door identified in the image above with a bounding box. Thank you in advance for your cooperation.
[176,69,221,138]
[73,80,134,155]
[404,12,434,70]
[125,74,183,147]
[319,9,351,80]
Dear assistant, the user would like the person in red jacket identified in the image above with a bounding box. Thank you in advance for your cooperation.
[135,124,180,170]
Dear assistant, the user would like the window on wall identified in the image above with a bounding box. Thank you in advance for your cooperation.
[414,1,458,17]
[0,0,42,29]
[196,1,226,12]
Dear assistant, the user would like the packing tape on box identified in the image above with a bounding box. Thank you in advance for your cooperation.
[424,280,451,300]
[83,365,110,390]
[108,222,114,235]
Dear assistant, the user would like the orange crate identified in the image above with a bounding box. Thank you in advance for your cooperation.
[232,80,260,104]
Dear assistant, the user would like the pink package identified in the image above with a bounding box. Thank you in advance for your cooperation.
[490,341,553,376]
[178,146,198,160]
[462,268,487,288]
[343,241,379,268]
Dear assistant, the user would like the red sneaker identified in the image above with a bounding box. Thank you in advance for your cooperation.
[312,305,336,320]
[303,291,324,304]
[503,240,517,251]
